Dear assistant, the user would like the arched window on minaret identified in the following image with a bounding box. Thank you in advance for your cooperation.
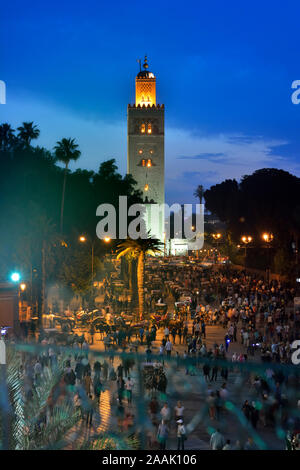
[139,158,155,167]
[147,123,152,134]
[140,123,146,133]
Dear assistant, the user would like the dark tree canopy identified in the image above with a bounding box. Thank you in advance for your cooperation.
[203,168,300,274]
[0,122,142,293]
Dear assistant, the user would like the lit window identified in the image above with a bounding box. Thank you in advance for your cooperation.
[147,159,152,167]
[144,184,149,191]
[147,124,152,134]
[142,159,146,167]
[140,124,145,133]
[150,149,154,154]
[138,149,143,154]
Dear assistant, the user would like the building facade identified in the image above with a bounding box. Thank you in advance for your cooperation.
[127,56,165,241]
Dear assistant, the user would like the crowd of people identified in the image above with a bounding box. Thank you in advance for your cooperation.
[6,261,300,450]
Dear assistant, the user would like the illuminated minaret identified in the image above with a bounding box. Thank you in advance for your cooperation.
[127,56,165,240]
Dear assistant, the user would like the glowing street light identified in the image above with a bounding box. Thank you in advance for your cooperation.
[212,233,222,240]
[10,272,21,282]
[79,235,96,285]
[241,235,253,244]
[262,232,274,283]
[212,233,222,264]
[262,232,274,243]
[103,237,111,243]
[241,235,253,268]
[20,283,26,292]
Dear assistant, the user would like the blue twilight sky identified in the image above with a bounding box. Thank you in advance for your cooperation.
[1,0,300,204]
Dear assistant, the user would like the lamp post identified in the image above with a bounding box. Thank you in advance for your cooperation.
[212,233,222,263]
[241,235,253,268]
[79,236,96,307]
[79,234,111,289]
[262,232,274,284]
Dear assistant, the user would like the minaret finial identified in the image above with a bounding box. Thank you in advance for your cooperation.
[137,58,141,72]
[143,55,148,70]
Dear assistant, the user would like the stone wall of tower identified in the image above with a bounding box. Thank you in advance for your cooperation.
[127,104,165,240]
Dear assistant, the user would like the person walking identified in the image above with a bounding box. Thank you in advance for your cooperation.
[157,419,169,450]
[177,419,187,450]
[160,402,171,424]
[93,373,103,403]
[174,401,184,422]
[203,363,210,382]
[210,429,225,450]
[83,371,92,395]
[157,343,164,365]
[117,376,125,405]
[165,339,173,357]
[125,376,134,405]
[85,394,94,427]
[210,365,218,382]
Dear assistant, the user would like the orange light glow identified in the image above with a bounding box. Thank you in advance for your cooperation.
[144,184,149,191]
[135,77,156,107]
[79,236,86,242]
[262,232,274,243]
[241,235,252,244]
[212,233,222,240]
[103,237,111,243]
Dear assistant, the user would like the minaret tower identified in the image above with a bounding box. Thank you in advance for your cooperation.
[127,56,165,240]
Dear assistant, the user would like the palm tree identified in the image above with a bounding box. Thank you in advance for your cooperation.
[194,184,205,205]
[54,138,81,232]
[116,237,162,320]
[0,123,16,151]
[17,121,40,145]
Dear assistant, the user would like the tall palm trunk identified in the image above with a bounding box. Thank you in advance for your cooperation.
[137,251,145,321]
[60,162,68,232]
[128,258,134,299]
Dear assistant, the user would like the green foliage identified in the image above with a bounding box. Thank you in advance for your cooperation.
[0,347,80,450]
[80,433,140,450]
[58,245,93,294]
[0,122,142,303]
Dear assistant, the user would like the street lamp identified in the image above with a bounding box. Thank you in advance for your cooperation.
[262,232,274,283]
[212,233,222,263]
[262,232,274,244]
[80,234,111,283]
[212,233,222,241]
[79,235,95,284]
[10,272,21,283]
[241,235,253,268]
